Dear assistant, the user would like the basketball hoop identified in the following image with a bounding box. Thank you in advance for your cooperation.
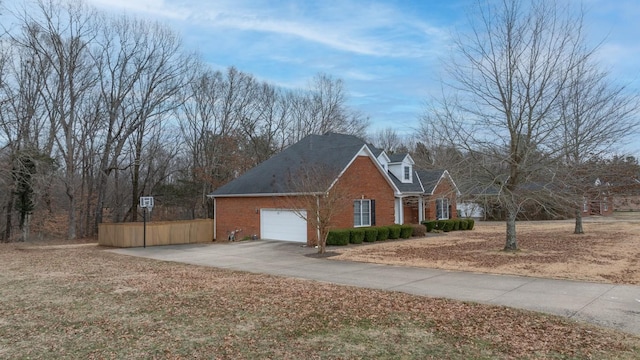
[140,196,154,212]
[139,196,154,248]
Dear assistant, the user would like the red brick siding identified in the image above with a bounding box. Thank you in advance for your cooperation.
[424,176,458,221]
[329,156,396,229]
[215,196,318,243]
[214,155,396,246]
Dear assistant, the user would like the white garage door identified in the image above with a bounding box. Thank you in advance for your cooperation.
[260,209,307,243]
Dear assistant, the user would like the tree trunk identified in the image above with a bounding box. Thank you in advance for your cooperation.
[574,208,584,234]
[504,208,518,251]
[66,184,77,240]
[21,213,30,242]
[4,196,14,242]
[318,229,327,254]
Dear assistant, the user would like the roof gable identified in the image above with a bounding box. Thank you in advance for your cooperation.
[211,132,398,197]
[416,169,460,195]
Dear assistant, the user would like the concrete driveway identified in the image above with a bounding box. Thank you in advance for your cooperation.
[110,240,640,336]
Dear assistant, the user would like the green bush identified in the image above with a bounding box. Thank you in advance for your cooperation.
[436,220,447,231]
[452,219,461,231]
[326,229,350,246]
[423,221,436,232]
[399,225,413,239]
[442,220,455,232]
[364,228,378,242]
[349,228,365,244]
[411,223,426,237]
[376,227,389,241]
[467,218,475,230]
[388,225,401,239]
[460,219,469,230]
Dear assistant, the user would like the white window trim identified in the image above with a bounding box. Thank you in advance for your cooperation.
[354,199,371,227]
[436,198,449,220]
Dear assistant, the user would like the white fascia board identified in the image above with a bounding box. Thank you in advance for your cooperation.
[404,154,415,165]
[377,151,391,163]
[443,170,462,196]
[210,192,323,198]
[329,144,401,195]
[414,171,426,193]
[428,170,461,196]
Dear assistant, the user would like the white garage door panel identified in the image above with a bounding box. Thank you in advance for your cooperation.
[261,209,307,243]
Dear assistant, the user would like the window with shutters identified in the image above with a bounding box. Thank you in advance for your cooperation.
[436,198,449,220]
[354,199,372,227]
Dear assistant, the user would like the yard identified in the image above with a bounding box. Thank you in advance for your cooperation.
[333,213,640,285]
[0,238,639,359]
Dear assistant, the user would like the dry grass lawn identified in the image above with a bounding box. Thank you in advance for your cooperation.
[333,213,640,285]
[0,241,638,359]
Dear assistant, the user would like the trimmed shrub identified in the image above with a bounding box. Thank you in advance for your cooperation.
[435,220,447,231]
[460,219,469,230]
[452,219,461,231]
[326,229,350,246]
[349,228,365,244]
[467,218,475,230]
[388,225,401,239]
[442,220,455,232]
[376,226,390,241]
[410,223,426,237]
[423,221,436,232]
[364,228,378,242]
[399,225,413,239]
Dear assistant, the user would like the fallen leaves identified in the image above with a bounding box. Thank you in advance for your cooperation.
[333,217,640,285]
[0,242,638,359]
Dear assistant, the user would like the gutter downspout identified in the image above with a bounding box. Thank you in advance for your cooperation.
[213,197,217,241]
[316,195,321,246]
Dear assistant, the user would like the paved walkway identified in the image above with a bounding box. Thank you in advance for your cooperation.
[110,240,640,336]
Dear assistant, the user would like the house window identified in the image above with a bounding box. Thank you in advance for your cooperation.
[603,197,608,211]
[404,166,410,180]
[436,198,449,220]
[354,199,371,227]
[583,198,588,213]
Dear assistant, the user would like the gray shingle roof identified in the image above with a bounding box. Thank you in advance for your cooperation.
[388,171,423,193]
[211,132,369,196]
[388,153,407,163]
[210,132,456,198]
[416,169,447,194]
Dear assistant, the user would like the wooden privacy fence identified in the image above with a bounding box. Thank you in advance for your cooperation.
[98,219,214,248]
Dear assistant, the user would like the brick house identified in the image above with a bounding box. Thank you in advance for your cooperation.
[210,132,459,246]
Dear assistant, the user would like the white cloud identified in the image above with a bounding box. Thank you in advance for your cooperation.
[84,0,449,58]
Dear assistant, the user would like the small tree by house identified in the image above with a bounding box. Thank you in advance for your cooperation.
[286,165,352,254]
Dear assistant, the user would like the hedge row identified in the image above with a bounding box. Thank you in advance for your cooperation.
[422,218,475,233]
[326,225,414,246]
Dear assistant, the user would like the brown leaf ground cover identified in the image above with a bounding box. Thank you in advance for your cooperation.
[333,213,640,285]
[0,242,639,359]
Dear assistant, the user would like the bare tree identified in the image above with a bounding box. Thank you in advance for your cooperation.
[557,60,639,233]
[427,0,595,251]
[287,73,368,143]
[124,22,195,222]
[286,165,352,254]
[371,127,403,154]
[8,0,99,239]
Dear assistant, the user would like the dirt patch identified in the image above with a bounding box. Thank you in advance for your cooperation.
[332,214,640,285]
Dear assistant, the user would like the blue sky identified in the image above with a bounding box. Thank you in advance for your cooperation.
[6,0,640,154]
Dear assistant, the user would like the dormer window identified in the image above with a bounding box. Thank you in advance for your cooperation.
[404,166,410,180]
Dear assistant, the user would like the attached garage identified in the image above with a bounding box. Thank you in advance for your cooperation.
[260,209,307,243]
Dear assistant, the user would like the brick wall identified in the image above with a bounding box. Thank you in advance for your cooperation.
[214,155,396,246]
[424,175,458,220]
[329,156,396,229]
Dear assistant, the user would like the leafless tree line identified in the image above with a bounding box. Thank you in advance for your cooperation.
[0,0,367,241]
[422,0,639,250]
